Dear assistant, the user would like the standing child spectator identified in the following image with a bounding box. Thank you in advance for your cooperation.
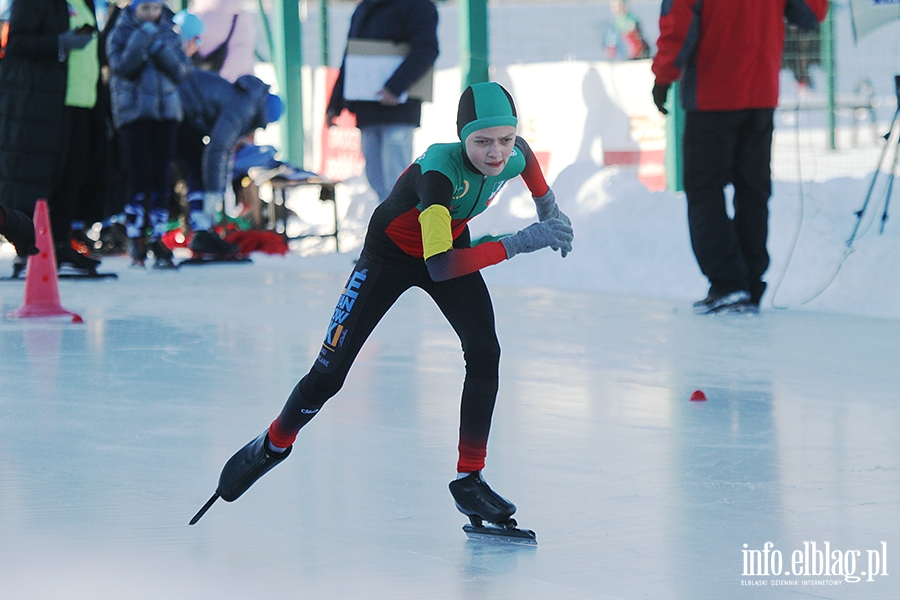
[106,0,191,268]
[606,0,650,60]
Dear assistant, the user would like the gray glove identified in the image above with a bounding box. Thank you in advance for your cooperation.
[501,218,573,259]
[58,30,93,57]
[533,189,571,226]
[533,189,573,256]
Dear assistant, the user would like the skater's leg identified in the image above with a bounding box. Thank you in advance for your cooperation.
[214,254,414,504]
[423,271,501,473]
[268,253,414,448]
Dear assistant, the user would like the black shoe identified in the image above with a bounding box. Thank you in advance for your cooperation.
[449,471,516,524]
[692,290,751,314]
[11,255,27,279]
[150,239,177,269]
[190,230,239,256]
[738,299,760,314]
[750,281,767,306]
[55,243,101,274]
[217,431,292,502]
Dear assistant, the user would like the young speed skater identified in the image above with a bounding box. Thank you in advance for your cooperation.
[191,82,574,542]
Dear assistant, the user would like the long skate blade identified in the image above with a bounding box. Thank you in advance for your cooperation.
[463,523,537,545]
[189,492,220,525]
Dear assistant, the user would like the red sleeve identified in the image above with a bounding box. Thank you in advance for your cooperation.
[424,241,508,282]
[515,137,549,197]
[651,0,696,85]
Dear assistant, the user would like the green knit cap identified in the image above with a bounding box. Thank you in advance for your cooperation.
[456,82,518,142]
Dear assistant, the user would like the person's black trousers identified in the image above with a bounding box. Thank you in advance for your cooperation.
[683,108,774,302]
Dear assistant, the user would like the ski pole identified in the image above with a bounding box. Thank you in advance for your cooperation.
[879,126,900,233]
[848,104,900,246]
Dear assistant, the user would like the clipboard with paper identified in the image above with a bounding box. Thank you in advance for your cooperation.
[343,39,434,103]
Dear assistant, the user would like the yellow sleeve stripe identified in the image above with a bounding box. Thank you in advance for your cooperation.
[418,204,454,260]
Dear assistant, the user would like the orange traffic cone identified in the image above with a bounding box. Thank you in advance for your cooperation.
[7,200,83,323]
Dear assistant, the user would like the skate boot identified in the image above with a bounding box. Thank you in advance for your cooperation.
[189,229,240,258]
[149,239,177,269]
[217,431,292,501]
[449,471,536,544]
[692,290,751,314]
[55,242,101,276]
[449,471,516,525]
[189,431,292,525]
[11,255,27,279]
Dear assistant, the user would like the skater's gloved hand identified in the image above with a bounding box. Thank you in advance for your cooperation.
[0,207,39,257]
[533,189,572,256]
[534,189,570,225]
[501,218,573,259]
[58,29,93,57]
[652,82,670,115]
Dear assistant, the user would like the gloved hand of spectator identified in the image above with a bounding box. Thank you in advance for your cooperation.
[533,189,573,256]
[58,29,93,56]
[141,21,160,37]
[0,207,39,257]
[501,218,573,259]
[652,82,671,115]
[149,38,164,54]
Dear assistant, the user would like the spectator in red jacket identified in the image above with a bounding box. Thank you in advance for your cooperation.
[651,0,828,314]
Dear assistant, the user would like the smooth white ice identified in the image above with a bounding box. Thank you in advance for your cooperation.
[1,246,898,599]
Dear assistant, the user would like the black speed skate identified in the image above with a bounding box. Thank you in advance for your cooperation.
[449,471,536,545]
[189,431,291,525]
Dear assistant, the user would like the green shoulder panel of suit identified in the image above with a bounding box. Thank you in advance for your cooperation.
[413,142,526,221]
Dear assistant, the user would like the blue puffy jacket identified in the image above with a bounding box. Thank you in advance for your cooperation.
[106,6,191,128]
[178,69,272,193]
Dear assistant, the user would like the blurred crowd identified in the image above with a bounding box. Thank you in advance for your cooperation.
[0,0,282,276]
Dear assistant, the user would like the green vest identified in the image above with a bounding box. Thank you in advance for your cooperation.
[65,0,99,109]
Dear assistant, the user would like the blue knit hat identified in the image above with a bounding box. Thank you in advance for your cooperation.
[266,94,284,123]
[173,11,204,42]
[131,0,165,8]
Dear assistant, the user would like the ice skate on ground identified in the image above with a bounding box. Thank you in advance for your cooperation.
[190,431,292,525]
[449,471,537,544]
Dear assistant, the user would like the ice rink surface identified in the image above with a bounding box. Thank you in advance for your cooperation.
[1,255,898,599]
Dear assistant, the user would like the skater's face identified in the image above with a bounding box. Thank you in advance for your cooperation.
[465,126,517,177]
[134,2,163,22]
